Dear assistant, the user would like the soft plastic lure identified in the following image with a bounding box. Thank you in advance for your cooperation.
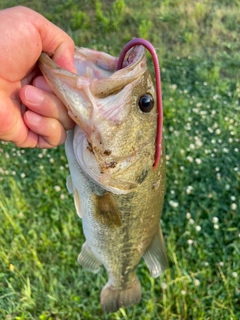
[117,38,163,169]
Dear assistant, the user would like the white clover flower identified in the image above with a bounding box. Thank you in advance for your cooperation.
[39,165,44,170]
[181,290,186,295]
[214,224,219,230]
[212,217,219,223]
[194,279,200,286]
[208,127,214,133]
[215,167,220,172]
[232,272,238,278]
[169,200,179,208]
[50,158,54,163]
[12,171,16,176]
[234,167,239,172]
[225,184,230,190]
[161,283,167,290]
[223,148,229,153]
[169,84,177,90]
[186,186,193,194]
[189,219,195,225]
[54,186,61,192]
[231,203,237,210]
[186,212,191,219]
[218,262,224,267]
[215,129,221,135]
[196,225,201,232]
[60,194,65,200]
[204,262,209,266]
[195,140,203,148]
[234,148,239,152]
[60,166,64,170]
[187,156,193,162]
[231,196,236,201]
[195,158,202,165]
[20,173,26,179]
[187,239,194,245]
[211,139,216,144]
[38,153,43,158]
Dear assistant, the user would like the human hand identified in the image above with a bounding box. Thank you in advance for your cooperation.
[0,6,76,148]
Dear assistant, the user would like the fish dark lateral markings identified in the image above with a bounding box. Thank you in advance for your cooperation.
[38,38,167,313]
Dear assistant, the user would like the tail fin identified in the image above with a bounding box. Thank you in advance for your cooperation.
[100,278,141,313]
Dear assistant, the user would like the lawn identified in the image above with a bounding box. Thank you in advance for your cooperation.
[0,1,239,319]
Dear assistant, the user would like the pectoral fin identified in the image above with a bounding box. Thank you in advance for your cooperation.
[73,188,82,218]
[78,242,102,273]
[66,175,73,194]
[143,227,168,278]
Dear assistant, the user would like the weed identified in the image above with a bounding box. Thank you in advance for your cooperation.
[0,0,240,319]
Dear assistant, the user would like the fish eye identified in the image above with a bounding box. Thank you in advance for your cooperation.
[138,94,154,113]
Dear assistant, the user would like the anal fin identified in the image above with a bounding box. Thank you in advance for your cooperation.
[78,242,102,273]
[143,227,168,278]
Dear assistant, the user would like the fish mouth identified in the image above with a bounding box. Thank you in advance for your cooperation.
[38,45,147,132]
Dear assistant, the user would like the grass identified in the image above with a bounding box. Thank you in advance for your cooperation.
[0,0,240,319]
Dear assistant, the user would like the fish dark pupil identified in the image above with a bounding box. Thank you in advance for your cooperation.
[139,94,154,113]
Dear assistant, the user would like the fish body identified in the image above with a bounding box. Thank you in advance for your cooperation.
[38,45,167,312]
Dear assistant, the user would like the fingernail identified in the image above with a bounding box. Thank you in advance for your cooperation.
[25,87,44,104]
[33,76,52,92]
[25,111,42,124]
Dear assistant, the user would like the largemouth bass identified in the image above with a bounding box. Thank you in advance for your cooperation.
[38,40,167,312]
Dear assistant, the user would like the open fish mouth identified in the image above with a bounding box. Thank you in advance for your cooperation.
[38,40,162,194]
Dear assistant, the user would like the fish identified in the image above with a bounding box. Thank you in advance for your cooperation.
[38,40,168,312]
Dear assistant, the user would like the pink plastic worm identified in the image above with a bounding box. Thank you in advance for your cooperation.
[117,38,163,169]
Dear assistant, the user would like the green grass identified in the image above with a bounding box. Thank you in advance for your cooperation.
[0,0,240,319]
